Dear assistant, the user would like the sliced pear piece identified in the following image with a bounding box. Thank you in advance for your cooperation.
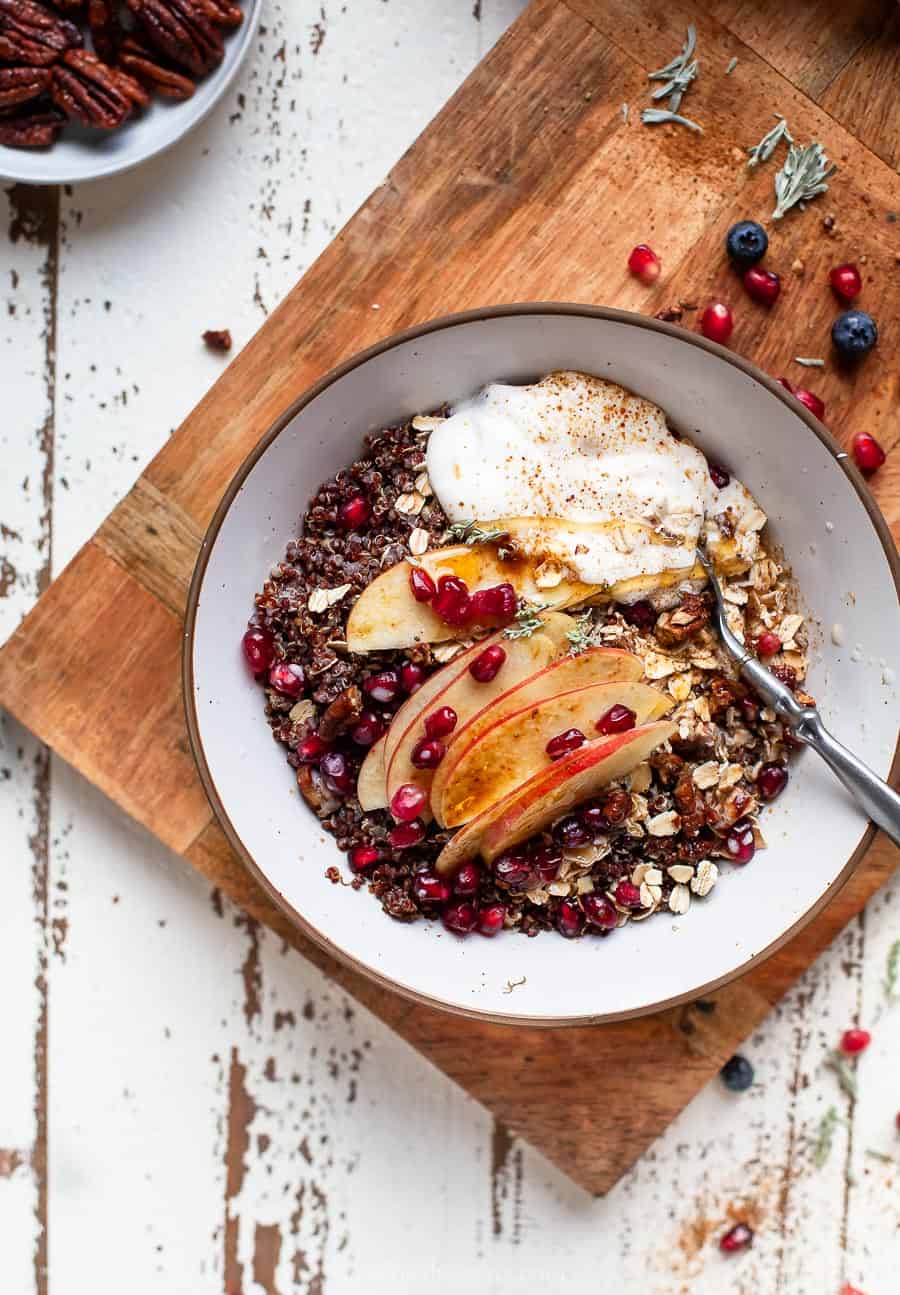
[435,722,677,875]
[439,680,671,827]
[356,735,388,811]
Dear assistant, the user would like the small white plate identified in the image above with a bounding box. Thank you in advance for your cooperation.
[0,0,261,186]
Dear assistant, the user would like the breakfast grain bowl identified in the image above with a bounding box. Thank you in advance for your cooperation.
[185,306,900,1024]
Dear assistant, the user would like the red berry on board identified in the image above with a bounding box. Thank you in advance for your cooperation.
[840,1286,866,1295]
[725,818,755,864]
[453,861,481,896]
[242,627,275,674]
[793,388,826,420]
[477,903,506,936]
[852,431,886,475]
[840,1028,871,1056]
[411,737,445,769]
[441,900,478,935]
[583,893,618,930]
[830,262,862,303]
[469,644,507,683]
[701,302,734,344]
[757,763,788,801]
[337,494,371,530]
[400,661,426,694]
[390,782,428,822]
[545,728,587,760]
[743,267,781,306]
[756,631,782,657]
[432,574,473,626]
[719,1222,753,1254]
[596,704,636,736]
[556,898,585,938]
[628,243,661,285]
[348,844,380,874]
[387,819,426,849]
[409,565,436,602]
[363,670,401,704]
[424,706,457,739]
[268,661,305,696]
[708,463,730,489]
[413,871,450,904]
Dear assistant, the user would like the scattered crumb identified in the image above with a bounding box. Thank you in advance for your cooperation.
[203,328,232,353]
[791,258,805,275]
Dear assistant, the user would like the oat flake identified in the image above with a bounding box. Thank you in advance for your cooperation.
[669,884,691,915]
[691,860,719,896]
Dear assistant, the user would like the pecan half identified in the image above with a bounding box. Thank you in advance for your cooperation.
[0,103,63,146]
[0,0,82,67]
[126,0,223,76]
[195,0,242,28]
[318,685,362,741]
[673,769,705,837]
[87,0,120,61]
[655,592,711,648]
[706,673,747,719]
[649,751,685,787]
[51,48,133,127]
[117,33,195,99]
[0,65,51,108]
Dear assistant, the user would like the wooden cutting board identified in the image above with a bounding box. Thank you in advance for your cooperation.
[1,0,898,1195]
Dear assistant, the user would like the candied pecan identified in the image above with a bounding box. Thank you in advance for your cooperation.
[126,0,223,76]
[671,728,716,759]
[0,66,51,108]
[0,102,63,145]
[599,788,632,826]
[117,34,195,99]
[0,0,81,66]
[654,592,711,648]
[707,673,748,719]
[203,327,232,351]
[318,685,362,741]
[87,0,120,61]
[673,770,705,838]
[113,61,151,110]
[296,765,339,817]
[649,750,685,787]
[194,0,241,28]
[51,48,132,126]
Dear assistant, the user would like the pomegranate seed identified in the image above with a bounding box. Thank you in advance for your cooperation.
[320,751,353,795]
[627,243,661,285]
[756,631,782,657]
[596,704,636,735]
[493,853,532,890]
[478,903,506,936]
[413,871,450,904]
[743,266,781,306]
[579,802,609,835]
[700,302,734,345]
[337,494,371,530]
[725,818,756,864]
[425,706,457,739]
[470,582,517,624]
[830,262,862,303]
[719,1222,753,1254]
[432,574,473,626]
[530,845,561,882]
[840,1286,865,1295]
[583,894,618,930]
[390,783,428,822]
[777,376,794,393]
[840,1028,871,1056]
[388,819,425,849]
[453,861,481,896]
[553,815,591,849]
[441,900,478,935]
[708,463,730,489]
[268,661,305,696]
[350,710,385,747]
[411,737,445,769]
[295,733,329,763]
[400,661,426,694]
[852,431,886,475]
[619,599,657,630]
[793,387,826,420]
[348,844,380,874]
[757,762,788,801]
[545,727,587,760]
[409,566,436,602]
[363,670,401,704]
[242,627,275,674]
[469,644,507,683]
[614,880,642,908]
[556,898,585,938]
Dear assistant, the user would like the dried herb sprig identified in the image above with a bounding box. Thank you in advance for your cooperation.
[747,114,793,168]
[725,56,738,75]
[815,1105,843,1167]
[566,610,600,656]
[644,25,702,127]
[648,23,696,88]
[504,600,550,639]
[772,141,837,219]
[865,1148,895,1165]
[794,357,825,367]
[825,1049,858,1099]
[444,519,510,546]
[884,938,900,1002]
[641,108,703,133]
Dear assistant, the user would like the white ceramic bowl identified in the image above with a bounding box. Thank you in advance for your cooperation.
[184,305,900,1025]
[0,0,260,186]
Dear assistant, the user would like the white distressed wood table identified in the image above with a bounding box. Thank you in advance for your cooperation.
[1,3,898,1291]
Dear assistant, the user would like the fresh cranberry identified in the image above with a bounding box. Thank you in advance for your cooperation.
[390,783,428,822]
[579,802,609,835]
[545,727,587,760]
[348,844,380,874]
[400,661,426,694]
[441,900,478,935]
[320,751,353,795]
[830,262,862,303]
[268,661,305,696]
[556,899,585,938]
[363,670,402,704]
[725,818,755,864]
[432,574,473,626]
[530,845,561,882]
[242,627,275,674]
[409,566,436,602]
[350,710,385,747]
[425,706,457,739]
[469,644,506,683]
[596,704,636,736]
[840,1028,871,1056]
[708,463,730,489]
[614,880,642,908]
[411,737,445,769]
[756,631,782,657]
[470,582,517,624]
[793,387,825,420]
[493,853,532,890]
[478,904,506,936]
[413,871,451,904]
[295,733,329,763]
[742,267,780,306]
[337,494,371,530]
[757,762,788,801]
[553,815,591,849]
[583,894,618,930]
[453,861,481,896]
[619,599,657,630]
[701,302,734,344]
[719,1222,753,1254]
[388,820,425,849]
[627,243,661,285]
[852,431,886,474]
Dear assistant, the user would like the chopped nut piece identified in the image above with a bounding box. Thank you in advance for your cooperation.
[655,592,710,647]
[692,760,720,789]
[203,328,232,352]
[432,641,464,663]
[308,583,352,613]
[413,472,433,497]
[411,414,444,432]
[395,490,425,516]
[318,685,363,741]
[647,810,679,836]
[534,560,564,589]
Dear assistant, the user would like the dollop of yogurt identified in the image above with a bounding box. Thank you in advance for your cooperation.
[425,371,764,593]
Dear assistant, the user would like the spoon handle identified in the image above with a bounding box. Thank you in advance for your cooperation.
[795,710,900,848]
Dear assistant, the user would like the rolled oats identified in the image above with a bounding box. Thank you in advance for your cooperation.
[288,698,317,725]
[413,471,433,497]
[717,762,745,790]
[432,640,465,663]
[534,560,564,589]
[395,490,426,516]
[691,860,719,896]
[668,883,691,915]
[692,760,720,789]
[308,583,352,613]
[631,863,651,886]
[667,864,694,884]
[640,881,663,908]
[643,867,664,886]
[647,810,680,836]
[411,415,444,432]
[669,673,692,702]
[408,527,430,556]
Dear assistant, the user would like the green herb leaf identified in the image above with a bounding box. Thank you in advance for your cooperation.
[772,141,837,219]
[865,1148,894,1164]
[444,519,510,546]
[641,108,703,133]
[885,937,900,1002]
[725,56,738,75]
[814,1105,841,1168]
[504,600,550,640]
[747,114,793,168]
[825,1050,858,1099]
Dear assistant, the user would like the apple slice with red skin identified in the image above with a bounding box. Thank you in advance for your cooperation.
[438,680,672,827]
[356,735,388,811]
[434,721,677,875]
[429,643,643,818]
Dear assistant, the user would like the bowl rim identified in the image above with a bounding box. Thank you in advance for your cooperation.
[182,302,900,1028]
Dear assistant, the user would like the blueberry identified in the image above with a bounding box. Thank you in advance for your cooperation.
[832,309,878,359]
[720,1054,754,1092]
[725,220,768,268]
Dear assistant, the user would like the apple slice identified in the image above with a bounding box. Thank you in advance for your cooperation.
[434,722,677,875]
[438,680,671,827]
[357,735,388,811]
[429,643,643,817]
[345,545,597,652]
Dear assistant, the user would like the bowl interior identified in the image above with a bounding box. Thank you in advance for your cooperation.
[188,308,899,1023]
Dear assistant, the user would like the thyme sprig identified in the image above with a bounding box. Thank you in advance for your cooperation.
[566,610,600,656]
[825,1049,858,1099]
[884,938,900,1003]
[747,114,793,168]
[772,141,837,219]
[641,108,703,133]
[443,519,510,546]
[504,600,550,640]
[814,1105,843,1168]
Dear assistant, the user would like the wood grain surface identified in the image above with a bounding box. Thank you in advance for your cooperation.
[1,0,898,1197]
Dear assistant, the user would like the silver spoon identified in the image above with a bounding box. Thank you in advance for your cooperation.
[696,546,900,847]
